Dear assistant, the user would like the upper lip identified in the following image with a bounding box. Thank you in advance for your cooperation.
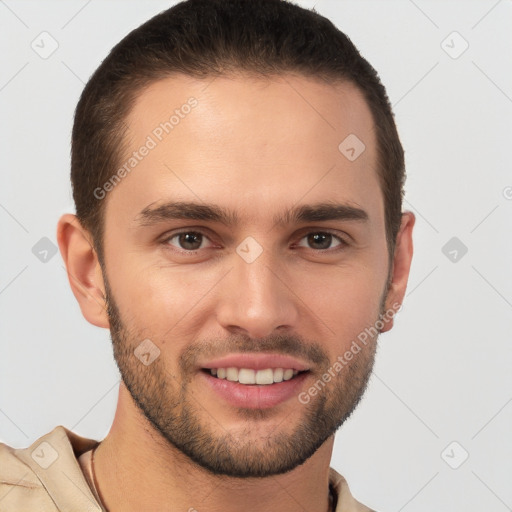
[200,353,310,372]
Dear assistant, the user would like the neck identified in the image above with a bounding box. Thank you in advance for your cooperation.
[93,383,335,512]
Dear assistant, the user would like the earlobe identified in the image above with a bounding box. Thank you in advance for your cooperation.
[57,214,110,329]
[381,211,415,333]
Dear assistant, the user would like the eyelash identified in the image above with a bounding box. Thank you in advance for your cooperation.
[161,229,349,254]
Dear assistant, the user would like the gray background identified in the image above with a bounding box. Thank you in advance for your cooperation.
[1,1,511,510]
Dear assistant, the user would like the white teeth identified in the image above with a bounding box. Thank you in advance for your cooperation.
[255,368,274,385]
[273,368,284,382]
[209,367,301,385]
[226,367,238,382]
[283,369,294,381]
[239,368,256,384]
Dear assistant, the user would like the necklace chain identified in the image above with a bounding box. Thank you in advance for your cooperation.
[91,445,109,512]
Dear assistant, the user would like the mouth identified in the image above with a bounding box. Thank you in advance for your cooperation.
[203,367,308,385]
[198,354,312,409]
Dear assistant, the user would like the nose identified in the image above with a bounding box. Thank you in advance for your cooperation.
[215,250,300,339]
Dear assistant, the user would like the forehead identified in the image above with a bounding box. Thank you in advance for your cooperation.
[106,73,382,228]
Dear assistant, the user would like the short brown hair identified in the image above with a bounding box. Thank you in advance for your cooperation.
[71,0,405,261]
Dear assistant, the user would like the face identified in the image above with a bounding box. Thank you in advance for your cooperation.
[100,73,393,477]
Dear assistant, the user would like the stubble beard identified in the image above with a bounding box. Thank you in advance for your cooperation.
[103,273,386,478]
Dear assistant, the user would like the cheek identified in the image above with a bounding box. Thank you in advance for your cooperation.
[294,264,384,348]
[106,254,219,340]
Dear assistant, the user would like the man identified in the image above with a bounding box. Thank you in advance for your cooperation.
[0,0,414,510]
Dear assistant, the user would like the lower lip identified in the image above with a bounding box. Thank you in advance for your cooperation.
[200,371,309,409]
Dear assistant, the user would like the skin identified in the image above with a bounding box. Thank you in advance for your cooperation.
[58,73,415,512]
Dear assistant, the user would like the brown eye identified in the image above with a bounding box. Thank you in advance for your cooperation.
[167,231,210,251]
[297,232,344,250]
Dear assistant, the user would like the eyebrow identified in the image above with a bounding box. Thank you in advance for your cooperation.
[134,200,369,227]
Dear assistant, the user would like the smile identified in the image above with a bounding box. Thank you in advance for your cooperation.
[207,367,302,385]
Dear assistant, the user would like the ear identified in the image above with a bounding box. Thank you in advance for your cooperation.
[57,214,110,329]
[381,211,415,333]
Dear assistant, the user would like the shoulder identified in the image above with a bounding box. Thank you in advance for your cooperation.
[329,467,378,512]
[0,426,102,512]
[0,437,59,511]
